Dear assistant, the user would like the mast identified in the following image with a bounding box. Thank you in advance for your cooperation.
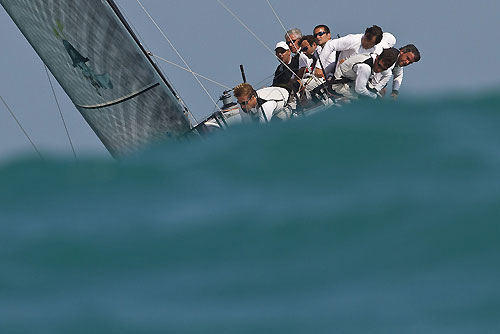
[105,0,191,117]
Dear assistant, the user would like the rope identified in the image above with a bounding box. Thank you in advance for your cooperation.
[44,65,77,161]
[150,53,232,90]
[0,95,44,160]
[253,73,275,88]
[217,0,304,90]
[136,0,222,118]
[112,1,195,125]
[265,0,293,42]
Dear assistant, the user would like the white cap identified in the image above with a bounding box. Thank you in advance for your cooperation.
[275,41,289,51]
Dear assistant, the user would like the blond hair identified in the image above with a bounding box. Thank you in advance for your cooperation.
[233,83,254,98]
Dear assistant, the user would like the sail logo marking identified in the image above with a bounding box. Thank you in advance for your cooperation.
[53,20,113,96]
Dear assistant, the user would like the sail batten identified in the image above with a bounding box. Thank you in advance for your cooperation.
[1,0,192,157]
[75,83,160,109]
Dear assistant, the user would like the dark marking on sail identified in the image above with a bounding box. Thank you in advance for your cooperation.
[63,39,114,94]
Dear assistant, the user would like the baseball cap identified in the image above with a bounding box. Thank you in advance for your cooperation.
[274,41,289,51]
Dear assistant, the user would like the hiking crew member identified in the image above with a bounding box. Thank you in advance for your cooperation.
[330,47,400,99]
[234,83,290,123]
[314,26,392,79]
[371,44,421,100]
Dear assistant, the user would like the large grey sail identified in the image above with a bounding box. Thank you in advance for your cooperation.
[0,0,192,157]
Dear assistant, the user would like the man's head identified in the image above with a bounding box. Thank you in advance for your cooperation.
[373,47,400,73]
[275,41,291,64]
[299,35,317,57]
[398,44,421,67]
[285,28,302,53]
[361,25,383,50]
[234,83,257,112]
[313,24,331,47]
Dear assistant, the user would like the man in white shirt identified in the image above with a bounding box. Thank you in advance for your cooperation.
[312,24,335,78]
[297,35,325,102]
[370,44,421,100]
[234,83,290,123]
[330,48,400,100]
[297,35,318,78]
[313,24,331,49]
[314,25,389,78]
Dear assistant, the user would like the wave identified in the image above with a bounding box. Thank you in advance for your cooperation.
[1,94,499,332]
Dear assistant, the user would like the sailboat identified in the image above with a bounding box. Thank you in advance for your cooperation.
[0,0,216,158]
[2,0,347,160]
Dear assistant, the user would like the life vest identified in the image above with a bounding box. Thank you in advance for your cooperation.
[255,87,289,122]
[256,87,289,105]
[333,53,374,82]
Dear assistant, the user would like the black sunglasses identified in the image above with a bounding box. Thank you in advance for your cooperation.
[239,95,254,107]
[286,39,297,45]
[314,31,328,37]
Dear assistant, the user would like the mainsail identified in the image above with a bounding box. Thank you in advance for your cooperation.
[0,0,192,157]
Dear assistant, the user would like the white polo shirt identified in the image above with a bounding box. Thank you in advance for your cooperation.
[375,32,397,54]
[315,43,337,70]
[316,32,397,75]
[298,52,312,71]
[371,64,404,92]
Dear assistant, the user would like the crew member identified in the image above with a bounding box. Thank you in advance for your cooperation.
[297,35,319,78]
[284,28,307,92]
[314,25,392,78]
[297,35,324,101]
[330,48,400,99]
[312,24,334,77]
[272,41,299,92]
[371,44,421,100]
[234,83,290,122]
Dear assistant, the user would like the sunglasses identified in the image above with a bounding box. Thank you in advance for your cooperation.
[286,39,297,45]
[314,31,328,37]
[239,95,254,107]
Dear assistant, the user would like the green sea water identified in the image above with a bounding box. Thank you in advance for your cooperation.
[1,94,499,333]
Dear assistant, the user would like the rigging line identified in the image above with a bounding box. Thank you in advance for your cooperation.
[112,1,192,114]
[254,73,275,88]
[151,54,232,90]
[264,0,308,93]
[135,0,222,118]
[265,0,292,42]
[44,65,77,162]
[217,0,304,90]
[0,95,44,161]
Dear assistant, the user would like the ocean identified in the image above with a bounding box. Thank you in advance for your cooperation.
[1,94,499,333]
